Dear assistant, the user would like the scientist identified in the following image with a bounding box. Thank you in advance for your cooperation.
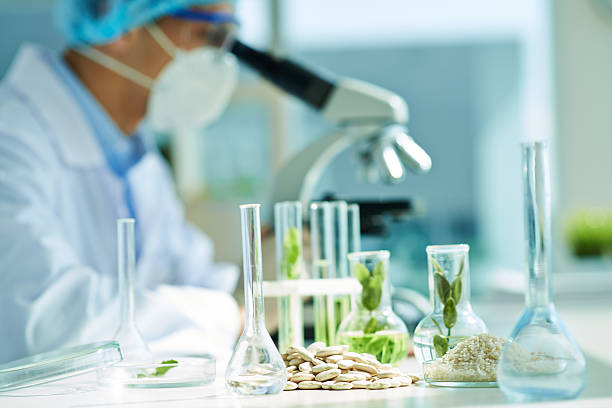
[0,0,243,363]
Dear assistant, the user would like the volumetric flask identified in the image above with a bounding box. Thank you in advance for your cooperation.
[225,204,286,395]
[497,142,587,401]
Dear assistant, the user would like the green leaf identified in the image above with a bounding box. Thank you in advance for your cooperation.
[353,263,371,284]
[434,272,451,304]
[443,298,457,329]
[364,317,379,334]
[458,255,465,277]
[137,360,178,378]
[432,258,444,274]
[450,275,462,304]
[430,316,443,335]
[281,227,301,279]
[154,359,178,376]
[355,262,384,311]
[373,261,386,281]
[362,281,382,311]
[433,335,449,357]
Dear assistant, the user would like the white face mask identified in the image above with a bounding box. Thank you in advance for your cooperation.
[145,24,238,133]
[73,24,238,133]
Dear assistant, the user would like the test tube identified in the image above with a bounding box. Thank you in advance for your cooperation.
[274,201,304,353]
[347,203,361,254]
[310,202,338,345]
[114,218,151,362]
[330,201,351,329]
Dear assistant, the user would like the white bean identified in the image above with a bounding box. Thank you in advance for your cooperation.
[284,381,298,391]
[315,368,341,382]
[307,342,326,354]
[353,363,378,375]
[315,346,346,358]
[352,380,371,389]
[336,373,367,382]
[288,358,303,366]
[298,362,313,373]
[291,372,315,383]
[312,363,338,374]
[337,359,355,370]
[325,355,344,364]
[298,380,322,390]
[368,379,391,390]
[331,382,353,390]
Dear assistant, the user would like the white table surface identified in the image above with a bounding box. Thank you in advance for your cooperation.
[2,295,611,408]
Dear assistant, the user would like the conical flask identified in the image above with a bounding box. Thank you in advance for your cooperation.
[497,142,587,401]
[114,218,152,362]
[225,204,286,395]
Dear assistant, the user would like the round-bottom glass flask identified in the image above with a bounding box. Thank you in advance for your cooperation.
[413,244,487,366]
[337,250,409,364]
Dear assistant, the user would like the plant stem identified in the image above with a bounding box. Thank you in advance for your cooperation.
[447,327,451,337]
[431,317,443,335]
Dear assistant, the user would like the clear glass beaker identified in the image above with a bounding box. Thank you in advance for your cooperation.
[337,250,409,364]
[274,201,304,354]
[114,218,152,362]
[497,142,587,402]
[413,244,487,366]
[225,204,286,395]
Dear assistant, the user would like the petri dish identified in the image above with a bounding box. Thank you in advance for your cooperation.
[423,361,498,388]
[97,353,215,388]
[425,379,498,388]
[0,341,122,391]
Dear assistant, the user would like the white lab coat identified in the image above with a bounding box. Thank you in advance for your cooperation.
[0,45,240,363]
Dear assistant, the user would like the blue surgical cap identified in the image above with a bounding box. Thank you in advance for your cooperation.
[56,0,236,45]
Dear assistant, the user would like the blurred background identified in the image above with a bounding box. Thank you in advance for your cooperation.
[2,0,611,302]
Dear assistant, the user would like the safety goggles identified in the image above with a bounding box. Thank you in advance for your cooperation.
[168,9,239,51]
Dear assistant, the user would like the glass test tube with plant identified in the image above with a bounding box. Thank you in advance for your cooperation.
[274,201,304,353]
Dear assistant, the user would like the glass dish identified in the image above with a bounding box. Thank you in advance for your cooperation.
[0,341,122,391]
[97,353,215,388]
[423,358,497,388]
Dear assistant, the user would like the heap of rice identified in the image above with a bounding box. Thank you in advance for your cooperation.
[424,333,506,382]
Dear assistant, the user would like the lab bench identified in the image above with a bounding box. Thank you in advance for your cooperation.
[1,296,611,407]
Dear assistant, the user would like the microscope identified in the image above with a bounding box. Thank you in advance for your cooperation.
[230,41,432,213]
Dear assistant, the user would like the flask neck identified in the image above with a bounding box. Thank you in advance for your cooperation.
[118,274,136,327]
[117,219,136,328]
[243,266,267,333]
[522,143,553,308]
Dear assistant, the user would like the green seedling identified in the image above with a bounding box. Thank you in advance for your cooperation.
[281,227,301,280]
[354,261,387,334]
[431,256,464,357]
